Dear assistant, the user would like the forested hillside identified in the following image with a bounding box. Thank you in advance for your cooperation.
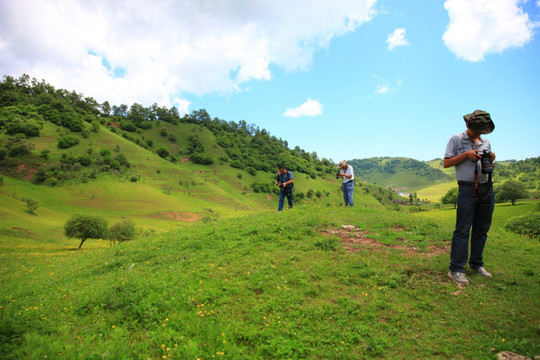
[0,74,335,187]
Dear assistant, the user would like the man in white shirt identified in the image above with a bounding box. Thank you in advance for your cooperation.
[338,160,354,206]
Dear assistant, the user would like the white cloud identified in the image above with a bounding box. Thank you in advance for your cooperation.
[443,0,535,62]
[375,85,392,95]
[173,98,192,116]
[370,75,402,99]
[386,28,409,50]
[0,0,378,108]
[283,99,322,118]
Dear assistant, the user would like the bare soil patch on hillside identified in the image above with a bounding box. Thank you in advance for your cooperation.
[321,224,449,257]
[12,227,32,234]
[149,211,201,222]
[15,164,37,180]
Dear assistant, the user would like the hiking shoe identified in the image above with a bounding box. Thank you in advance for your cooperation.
[448,271,469,285]
[472,267,492,278]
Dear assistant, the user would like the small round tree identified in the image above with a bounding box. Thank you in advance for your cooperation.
[497,180,529,205]
[64,214,108,250]
[109,219,137,244]
[441,187,458,209]
[156,147,169,158]
[25,199,39,214]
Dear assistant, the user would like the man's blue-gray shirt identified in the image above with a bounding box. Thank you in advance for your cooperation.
[444,131,491,183]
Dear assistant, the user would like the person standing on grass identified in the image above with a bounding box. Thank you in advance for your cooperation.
[338,160,354,206]
[276,164,294,211]
[444,110,496,285]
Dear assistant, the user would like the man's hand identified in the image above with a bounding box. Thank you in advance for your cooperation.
[466,149,481,161]
[444,150,480,168]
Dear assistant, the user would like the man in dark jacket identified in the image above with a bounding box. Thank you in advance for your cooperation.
[276,165,294,211]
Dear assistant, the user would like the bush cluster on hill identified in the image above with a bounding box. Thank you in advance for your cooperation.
[504,212,540,239]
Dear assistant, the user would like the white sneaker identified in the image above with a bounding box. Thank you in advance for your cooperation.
[473,267,492,278]
[448,271,469,285]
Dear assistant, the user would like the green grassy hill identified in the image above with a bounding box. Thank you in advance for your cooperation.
[1,75,539,359]
[1,203,538,359]
[1,75,406,244]
[425,158,455,177]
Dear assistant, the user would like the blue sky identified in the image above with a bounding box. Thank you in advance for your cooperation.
[1,0,539,162]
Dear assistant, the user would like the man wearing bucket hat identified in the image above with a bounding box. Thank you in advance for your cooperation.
[444,110,496,285]
[338,160,354,206]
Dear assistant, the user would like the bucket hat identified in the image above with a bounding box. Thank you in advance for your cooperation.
[463,110,494,134]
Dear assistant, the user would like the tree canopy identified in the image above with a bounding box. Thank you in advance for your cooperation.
[440,187,458,208]
[64,214,108,249]
[497,180,529,205]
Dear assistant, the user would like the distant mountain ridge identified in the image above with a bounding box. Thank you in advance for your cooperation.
[348,156,540,192]
[347,157,452,189]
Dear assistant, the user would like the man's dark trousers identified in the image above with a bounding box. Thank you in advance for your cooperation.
[449,184,494,272]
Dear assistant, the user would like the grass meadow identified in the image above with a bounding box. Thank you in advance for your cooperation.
[1,202,538,359]
[416,181,455,203]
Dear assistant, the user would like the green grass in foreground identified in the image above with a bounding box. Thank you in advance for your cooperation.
[1,205,538,359]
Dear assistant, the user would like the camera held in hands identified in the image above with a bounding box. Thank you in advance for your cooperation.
[278,182,291,196]
[335,170,341,179]
[479,150,493,174]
